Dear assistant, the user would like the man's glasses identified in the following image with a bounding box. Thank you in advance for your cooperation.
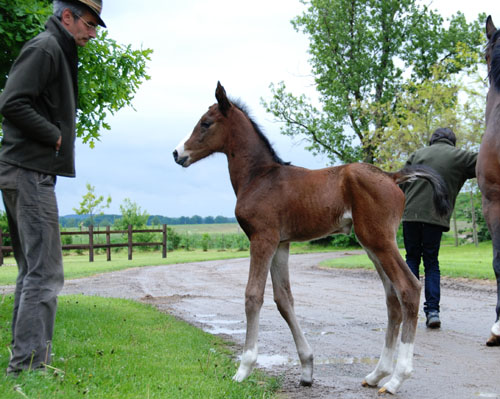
[79,15,99,31]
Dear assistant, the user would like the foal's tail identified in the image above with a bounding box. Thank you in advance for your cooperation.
[389,165,451,217]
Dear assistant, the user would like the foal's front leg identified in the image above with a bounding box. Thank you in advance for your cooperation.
[233,237,276,382]
[271,242,313,386]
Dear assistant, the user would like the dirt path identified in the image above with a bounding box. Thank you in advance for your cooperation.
[3,252,499,398]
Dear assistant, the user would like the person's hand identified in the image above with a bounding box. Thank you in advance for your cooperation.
[55,136,62,151]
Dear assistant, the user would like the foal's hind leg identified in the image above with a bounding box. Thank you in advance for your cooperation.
[270,242,314,386]
[233,235,277,382]
[361,247,420,394]
[362,250,403,388]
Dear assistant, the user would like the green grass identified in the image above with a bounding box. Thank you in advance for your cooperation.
[0,250,251,286]
[0,295,279,399]
[321,241,495,280]
[0,243,349,286]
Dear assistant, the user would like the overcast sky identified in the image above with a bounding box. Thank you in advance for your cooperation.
[49,0,499,217]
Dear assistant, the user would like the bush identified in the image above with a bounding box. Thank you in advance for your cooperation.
[201,233,210,251]
[61,234,73,246]
[167,227,181,251]
[0,210,11,247]
[310,232,360,248]
[308,226,404,249]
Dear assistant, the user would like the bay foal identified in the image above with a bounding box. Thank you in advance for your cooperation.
[173,83,450,394]
[477,15,500,346]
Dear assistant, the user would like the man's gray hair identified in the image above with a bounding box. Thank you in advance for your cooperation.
[53,1,87,19]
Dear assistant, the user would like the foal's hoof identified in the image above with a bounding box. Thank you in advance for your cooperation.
[378,386,393,395]
[300,379,312,387]
[486,334,500,346]
[361,380,376,388]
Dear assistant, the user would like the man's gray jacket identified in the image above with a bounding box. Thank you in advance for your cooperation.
[0,16,78,177]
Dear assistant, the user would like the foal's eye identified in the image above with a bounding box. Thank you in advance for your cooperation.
[200,121,212,129]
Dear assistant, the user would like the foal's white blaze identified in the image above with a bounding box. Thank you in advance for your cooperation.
[382,342,414,394]
[174,133,192,158]
[492,320,500,336]
[233,345,258,382]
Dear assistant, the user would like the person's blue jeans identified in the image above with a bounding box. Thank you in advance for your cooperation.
[403,221,443,315]
[0,162,64,372]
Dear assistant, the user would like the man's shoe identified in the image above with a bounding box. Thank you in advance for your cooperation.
[426,311,441,329]
[5,366,21,378]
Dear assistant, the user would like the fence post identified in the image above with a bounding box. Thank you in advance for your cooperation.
[0,228,3,266]
[89,225,94,262]
[128,224,133,260]
[106,226,111,261]
[162,224,167,258]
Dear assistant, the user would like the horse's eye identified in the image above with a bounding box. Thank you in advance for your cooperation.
[201,121,212,129]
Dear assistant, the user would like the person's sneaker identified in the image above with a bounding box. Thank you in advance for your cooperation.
[426,311,441,329]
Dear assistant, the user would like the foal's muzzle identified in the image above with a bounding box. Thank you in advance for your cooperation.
[173,150,188,167]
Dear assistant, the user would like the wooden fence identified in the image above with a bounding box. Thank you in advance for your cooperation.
[0,224,167,265]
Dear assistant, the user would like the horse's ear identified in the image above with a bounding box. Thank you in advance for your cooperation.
[486,15,497,40]
[215,81,231,117]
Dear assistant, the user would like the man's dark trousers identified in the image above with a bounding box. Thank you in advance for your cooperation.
[403,221,443,315]
[0,162,64,372]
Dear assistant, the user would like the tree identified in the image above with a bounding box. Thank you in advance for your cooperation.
[114,198,154,247]
[73,183,112,227]
[190,215,203,224]
[0,0,152,146]
[114,198,149,230]
[262,0,485,165]
[374,57,486,170]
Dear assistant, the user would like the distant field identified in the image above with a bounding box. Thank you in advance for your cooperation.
[170,223,242,234]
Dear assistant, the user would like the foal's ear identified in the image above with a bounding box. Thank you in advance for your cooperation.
[215,81,231,117]
[486,15,497,40]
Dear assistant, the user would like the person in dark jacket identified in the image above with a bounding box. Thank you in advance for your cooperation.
[0,0,105,375]
[402,127,477,329]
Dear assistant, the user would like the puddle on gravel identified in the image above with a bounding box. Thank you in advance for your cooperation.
[196,317,246,335]
[257,354,297,368]
[316,356,379,366]
[475,393,499,398]
[204,326,246,334]
[247,354,379,369]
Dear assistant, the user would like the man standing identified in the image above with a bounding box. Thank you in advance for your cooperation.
[0,1,105,375]
[402,128,477,329]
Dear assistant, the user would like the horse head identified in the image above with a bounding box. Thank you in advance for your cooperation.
[486,16,500,90]
[173,82,233,167]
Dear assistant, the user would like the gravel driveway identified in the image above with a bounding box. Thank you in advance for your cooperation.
[2,251,499,398]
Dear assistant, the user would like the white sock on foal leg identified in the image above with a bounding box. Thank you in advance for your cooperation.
[233,345,258,382]
[492,320,500,336]
[363,345,394,386]
[380,342,414,394]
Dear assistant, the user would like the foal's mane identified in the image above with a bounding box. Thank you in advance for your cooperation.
[488,28,500,91]
[231,98,290,166]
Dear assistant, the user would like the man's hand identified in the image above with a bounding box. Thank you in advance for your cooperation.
[55,136,62,151]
